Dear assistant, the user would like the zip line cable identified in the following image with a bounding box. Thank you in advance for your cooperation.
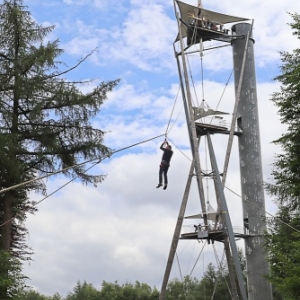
[211,245,233,300]
[0,133,166,228]
[185,24,206,109]
[176,251,189,300]
[167,137,192,163]
[166,103,184,135]
[200,53,205,102]
[224,184,300,235]
[165,87,180,136]
[183,44,230,57]
[0,133,165,195]
[186,51,200,108]
[184,237,197,275]
[0,161,100,229]
[211,245,222,299]
[34,161,99,207]
[189,240,207,277]
[210,69,233,125]
[0,83,184,226]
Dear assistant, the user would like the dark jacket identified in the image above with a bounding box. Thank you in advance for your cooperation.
[160,143,173,164]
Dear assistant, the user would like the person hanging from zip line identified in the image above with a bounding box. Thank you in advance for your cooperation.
[156,138,173,190]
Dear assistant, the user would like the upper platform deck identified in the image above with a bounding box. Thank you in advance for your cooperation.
[175,0,249,45]
[195,121,242,137]
[181,229,252,243]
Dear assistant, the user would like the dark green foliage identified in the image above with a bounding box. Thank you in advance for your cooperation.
[265,12,300,300]
[66,281,100,300]
[98,281,159,300]
[15,258,245,299]
[0,251,26,299]
[16,289,62,300]
[268,13,300,209]
[16,272,229,300]
[0,0,118,298]
[16,289,49,300]
[265,209,300,299]
[20,280,159,300]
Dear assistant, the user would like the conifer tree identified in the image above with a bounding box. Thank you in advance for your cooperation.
[0,0,118,298]
[265,12,300,300]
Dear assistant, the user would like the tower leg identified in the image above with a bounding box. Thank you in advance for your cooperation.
[224,239,239,300]
[159,158,195,300]
[207,131,247,300]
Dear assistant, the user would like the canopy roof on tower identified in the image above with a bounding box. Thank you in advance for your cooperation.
[185,203,218,221]
[175,0,249,42]
[193,100,229,121]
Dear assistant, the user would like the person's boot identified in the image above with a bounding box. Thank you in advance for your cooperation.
[156,183,162,188]
[163,185,167,190]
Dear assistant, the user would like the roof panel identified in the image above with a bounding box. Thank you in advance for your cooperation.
[175,0,250,42]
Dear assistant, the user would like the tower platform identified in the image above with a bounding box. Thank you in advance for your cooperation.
[174,0,249,46]
[186,22,232,45]
[195,122,242,137]
[180,229,251,243]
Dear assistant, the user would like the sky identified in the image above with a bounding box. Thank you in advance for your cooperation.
[17,0,300,296]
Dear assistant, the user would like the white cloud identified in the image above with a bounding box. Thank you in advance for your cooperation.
[59,2,177,71]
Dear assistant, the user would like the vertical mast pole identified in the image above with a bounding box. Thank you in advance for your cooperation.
[231,23,273,300]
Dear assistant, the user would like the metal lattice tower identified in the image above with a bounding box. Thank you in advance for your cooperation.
[159,1,273,300]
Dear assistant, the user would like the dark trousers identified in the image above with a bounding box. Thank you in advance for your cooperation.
[159,162,170,185]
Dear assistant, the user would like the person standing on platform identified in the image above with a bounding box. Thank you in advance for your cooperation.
[156,139,173,190]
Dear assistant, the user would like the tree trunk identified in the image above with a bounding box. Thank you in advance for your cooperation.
[0,192,14,300]
[0,193,14,251]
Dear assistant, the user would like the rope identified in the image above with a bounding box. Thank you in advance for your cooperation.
[186,53,200,108]
[166,104,184,135]
[204,44,231,55]
[224,185,300,235]
[211,245,233,300]
[175,251,189,300]
[189,240,207,277]
[0,133,165,228]
[165,87,180,136]
[210,69,233,125]
[0,162,98,229]
[200,55,205,102]
[167,137,192,163]
[211,245,221,299]
[184,238,197,275]
[0,134,165,195]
